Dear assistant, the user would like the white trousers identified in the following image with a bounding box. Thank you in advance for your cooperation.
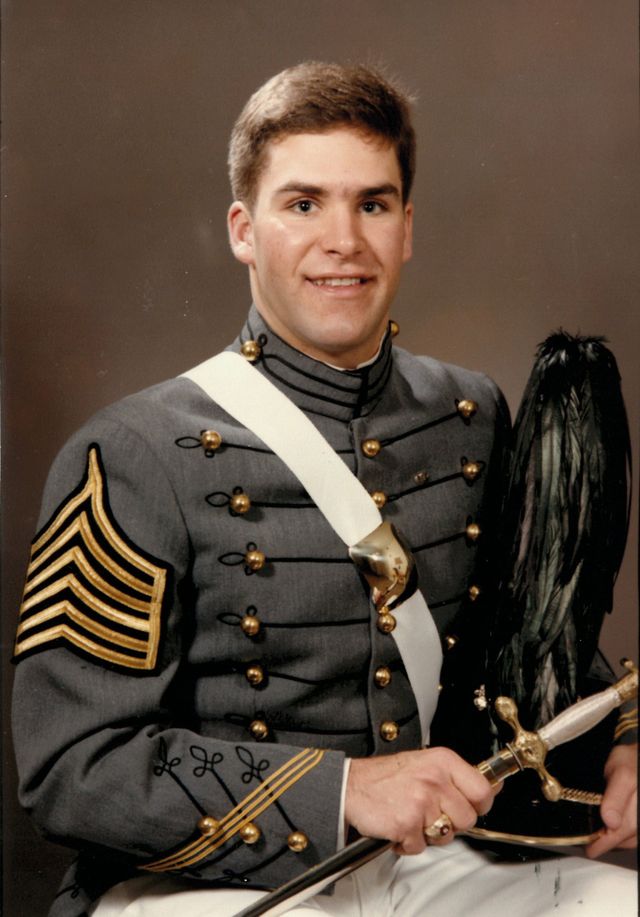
[91,840,637,917]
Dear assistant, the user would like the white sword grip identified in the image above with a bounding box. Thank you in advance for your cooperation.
[538,687,621,750]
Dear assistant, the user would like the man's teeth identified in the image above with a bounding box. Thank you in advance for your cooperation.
[312,278,364,286]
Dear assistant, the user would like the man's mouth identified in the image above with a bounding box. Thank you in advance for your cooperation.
[311,277,367,287]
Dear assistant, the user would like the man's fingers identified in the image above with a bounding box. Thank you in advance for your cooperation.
[600,766,635,831]
[451,769,496,818]
[586,823,636,859]
[585,744,638,858]
[600,806,622,831]
[586,791,637,858]
[586,832,612,859]
[436,796,481,834]
[346,747,501,857]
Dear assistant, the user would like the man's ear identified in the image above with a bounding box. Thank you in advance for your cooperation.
[227,201,255,265]
[402,202,413,263]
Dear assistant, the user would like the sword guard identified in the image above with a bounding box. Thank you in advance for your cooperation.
[494,696,562,802]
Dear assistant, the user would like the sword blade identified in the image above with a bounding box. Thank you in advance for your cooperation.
[233,837,390,917]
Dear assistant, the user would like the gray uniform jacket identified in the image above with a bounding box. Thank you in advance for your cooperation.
[12,307,510,915]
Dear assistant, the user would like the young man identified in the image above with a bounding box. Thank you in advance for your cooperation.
[12,63,636,916]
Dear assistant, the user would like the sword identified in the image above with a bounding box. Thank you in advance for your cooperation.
[234,660,637,917]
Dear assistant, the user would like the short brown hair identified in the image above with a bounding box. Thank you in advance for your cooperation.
[229,61,416,206]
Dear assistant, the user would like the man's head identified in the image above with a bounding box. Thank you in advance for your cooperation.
[229,61,416,209]
[227,63,416,369]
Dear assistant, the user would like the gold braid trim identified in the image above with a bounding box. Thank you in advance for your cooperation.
[143,747,325,873]
[559,787,603,805]
[614,709,638,741]
[14,447,166,670]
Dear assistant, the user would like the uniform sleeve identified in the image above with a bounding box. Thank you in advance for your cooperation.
[613,702,638,747]
[11,414,345,894]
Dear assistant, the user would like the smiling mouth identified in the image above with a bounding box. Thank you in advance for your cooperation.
[311,277,367,287]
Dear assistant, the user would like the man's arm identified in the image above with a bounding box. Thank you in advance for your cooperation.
[11,412,345,897]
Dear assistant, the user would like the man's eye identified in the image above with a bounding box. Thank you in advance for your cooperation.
[361,200,385,214]
[292,200,315,213]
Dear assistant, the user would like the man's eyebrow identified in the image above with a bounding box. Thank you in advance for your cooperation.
[360,183,400,198]
[274,183,325,196]
[273,182,401,198]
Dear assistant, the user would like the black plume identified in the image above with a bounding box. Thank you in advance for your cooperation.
[488,332,631,728]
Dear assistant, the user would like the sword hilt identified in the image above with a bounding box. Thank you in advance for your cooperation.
[486,659,638,802]
[491,695,563,801]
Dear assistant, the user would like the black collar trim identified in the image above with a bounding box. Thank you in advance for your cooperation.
[234,307,394,421]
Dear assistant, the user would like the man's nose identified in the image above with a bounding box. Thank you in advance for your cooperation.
[321,207,364,257]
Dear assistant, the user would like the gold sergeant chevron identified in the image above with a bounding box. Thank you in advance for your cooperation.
[14,445,167,670]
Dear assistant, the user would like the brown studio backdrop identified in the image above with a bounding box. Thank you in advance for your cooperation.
[2,2,638,914]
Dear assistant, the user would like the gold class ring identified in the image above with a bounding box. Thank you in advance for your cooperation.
[424,813,454,840]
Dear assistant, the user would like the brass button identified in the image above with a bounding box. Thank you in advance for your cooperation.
[230,492,251,514]
[438,683,443,692]
[287,831,309,853]
[361,438,382,458]
[468,584,481,602]
[413,470,429,485]
[240,614,261,637]
[371,490,387,508]
[245,549,266,571]
[201,430,222,451]
[389,319,400,337]
[249,719,268,740]
[457,399,478,419]
[465,522,481,541]
[240,822,261,845]
[462,461,481,482]
[197,815,220,836]
[374,665,392,688]
[445,635,458,650]
[241,340,262,362]
[245,664,265,686]
[380,720,399,742]
[377,612,397,634]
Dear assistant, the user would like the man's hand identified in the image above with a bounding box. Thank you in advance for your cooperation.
[586,743,638,858]
[345,747,498,856]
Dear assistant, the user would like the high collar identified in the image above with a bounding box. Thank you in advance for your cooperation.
[227,305,395,422]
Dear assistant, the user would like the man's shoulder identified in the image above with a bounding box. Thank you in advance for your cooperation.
[71,356,242,446]
[393,345,503,406]
[62,373,201,448]
[42,359,243,499]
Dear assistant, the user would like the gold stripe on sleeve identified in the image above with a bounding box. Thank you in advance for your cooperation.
[614,708,638,741]
[143,747,325,873]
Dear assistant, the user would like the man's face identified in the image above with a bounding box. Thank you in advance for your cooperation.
[228,128,413,368]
